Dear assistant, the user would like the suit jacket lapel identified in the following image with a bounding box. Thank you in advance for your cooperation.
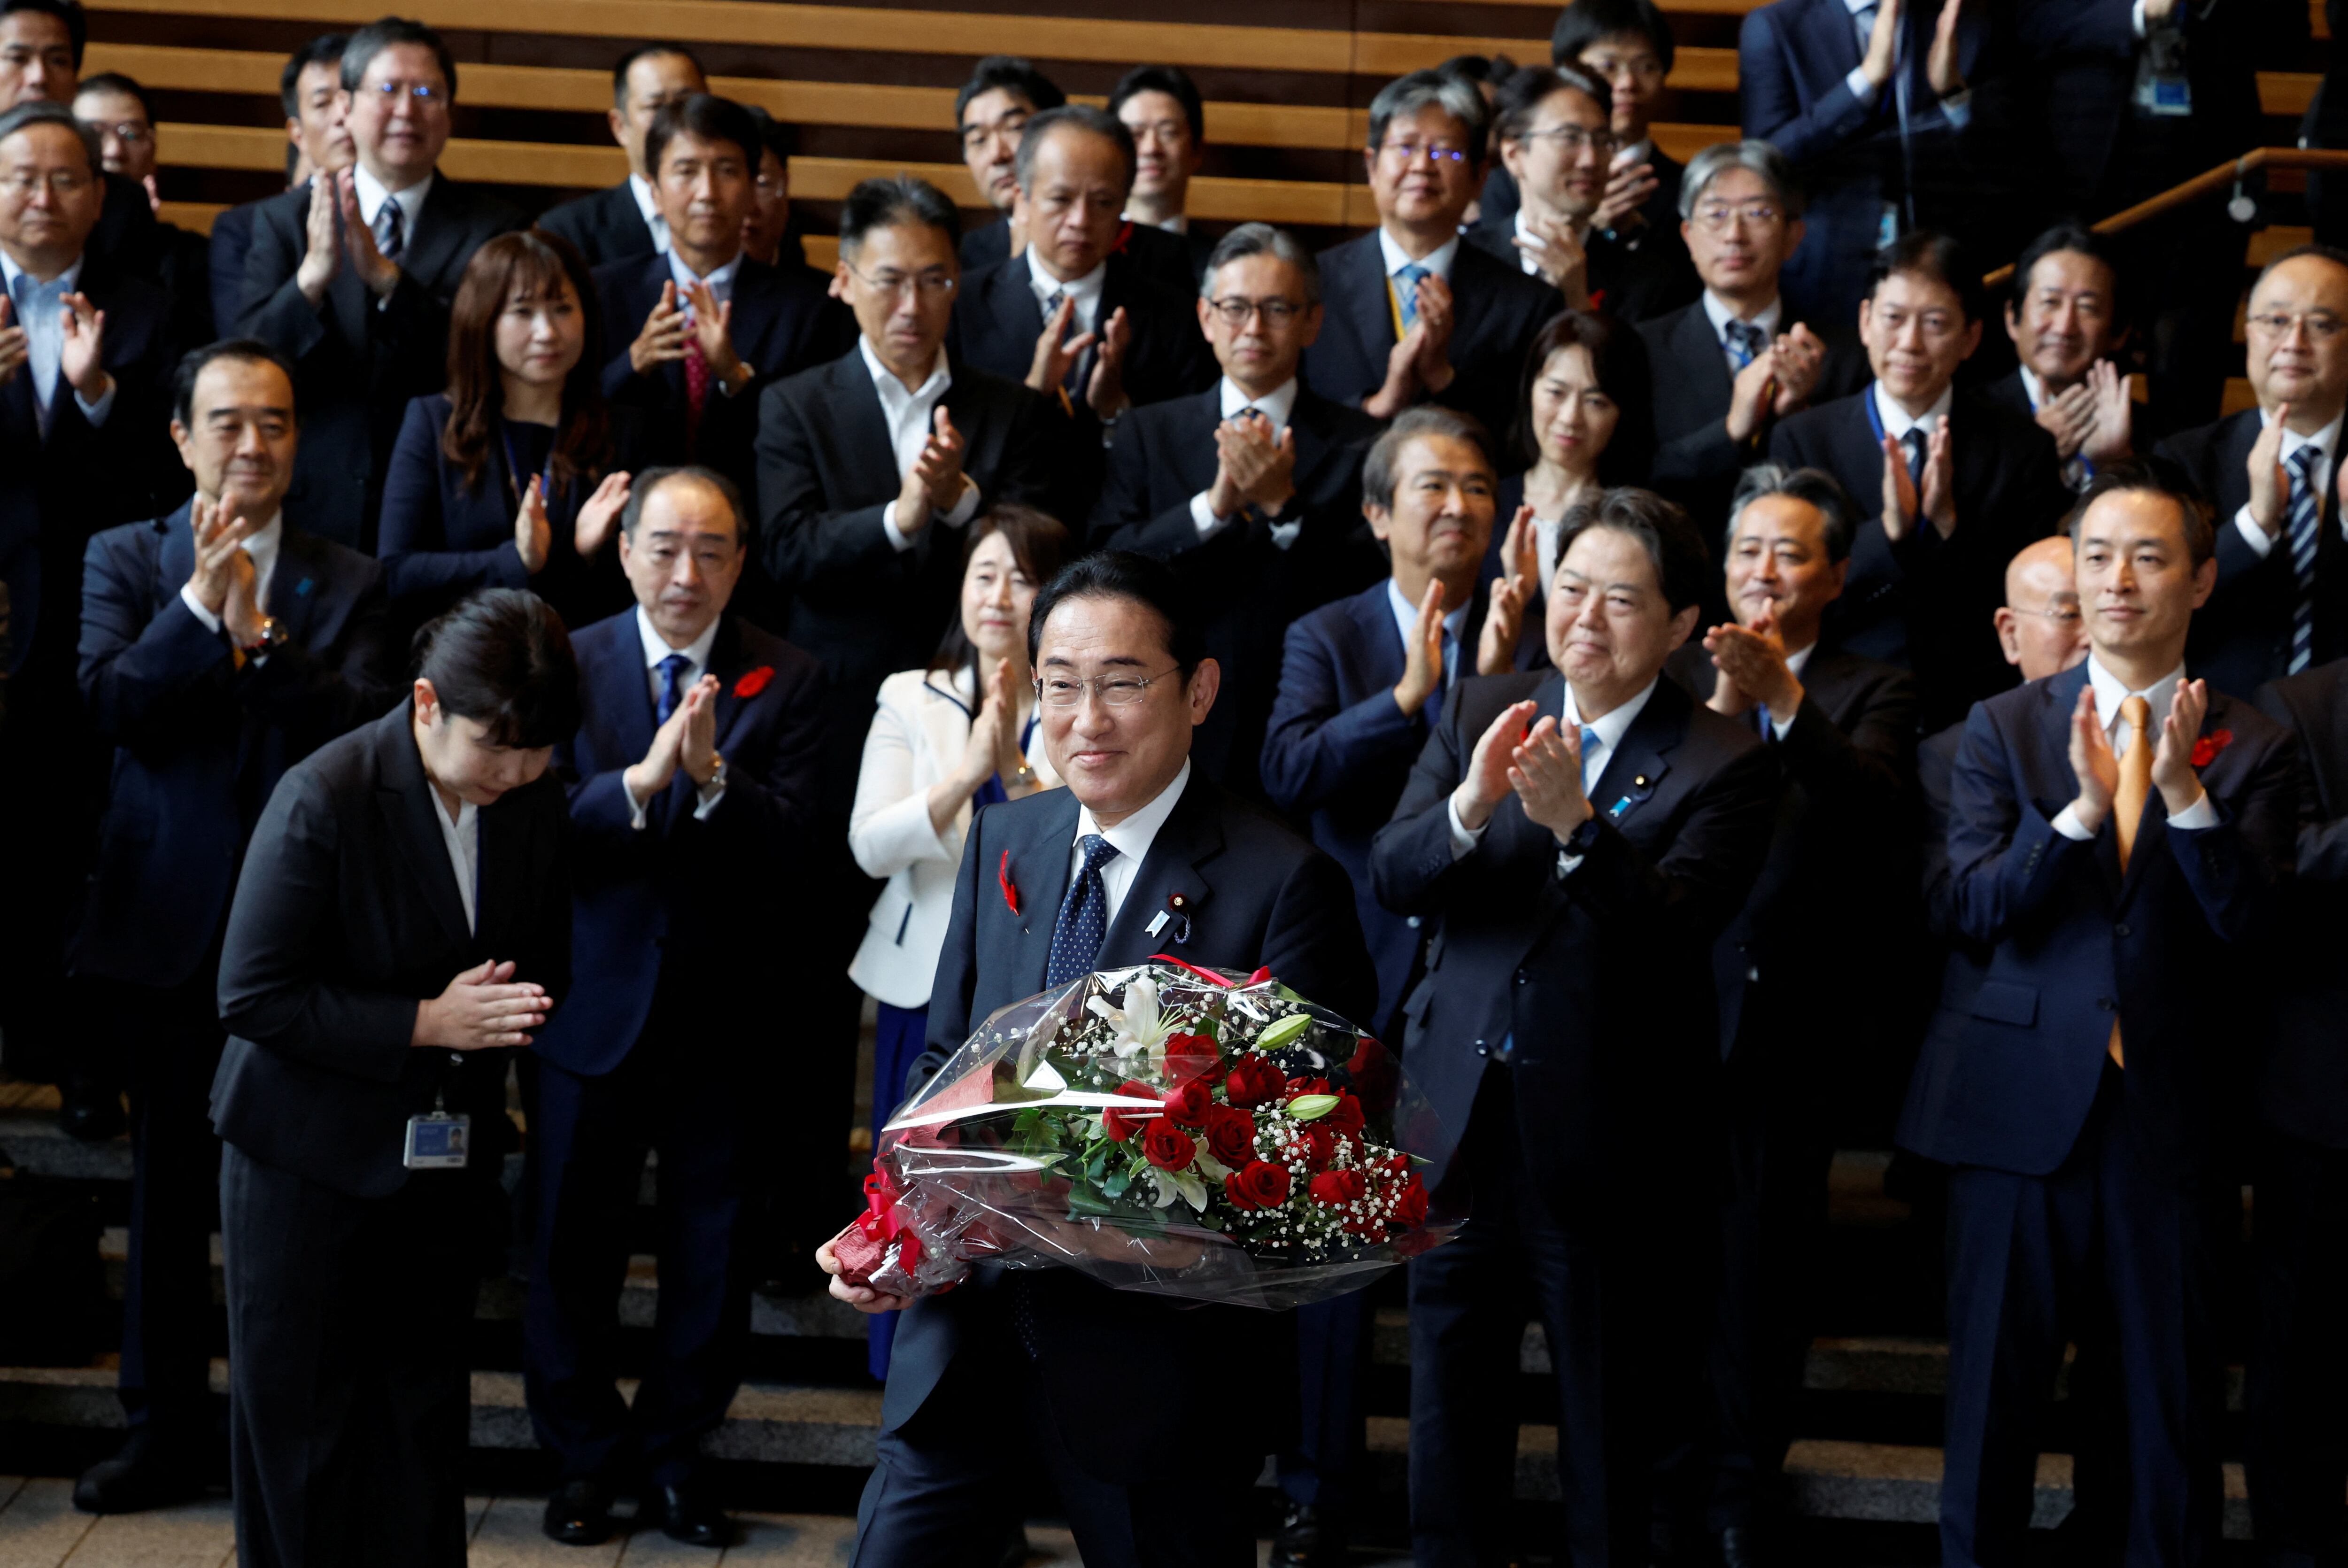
[376,705,474,946]
[1006,788,1081,994]
[1587,678,1685,827]
[1101,772,1222,963]
[267,528,329,646]
[1670,302,1734,419]
[832,352,901,496]
[402,177,474,292]
[1332,234,1395,367]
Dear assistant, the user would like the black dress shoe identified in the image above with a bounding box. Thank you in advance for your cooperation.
[659,1478,731,1548]
[72,1429,207,1514]
[541,1478,614,1545]
[57,1079,126,1143]
[1270,1502,1343,1568]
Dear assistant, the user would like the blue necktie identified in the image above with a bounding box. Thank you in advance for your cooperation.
[655,653,692,725]
[2288,444,2323,674]
[373,197,404,261]
[1901,427,1927,488]
[1724,319,1766,371]
[1046,834,1121,986]
[1579,724,1603,796]
[1396,263,1428,331]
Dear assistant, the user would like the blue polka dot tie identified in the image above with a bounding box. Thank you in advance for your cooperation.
[1396,262,1428,330]
[1046,834,1121,986]
[655,653,692,725]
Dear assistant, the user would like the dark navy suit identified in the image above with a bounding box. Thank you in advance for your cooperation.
[1898,662,2297,1568]
[1373,669,1777,1566]
[857,768,1374,1568]
[538,181,658,269]
[206,200,262,342]
[525,608,823,1488]
[957,215,1199,301]
[72,502,390,1449]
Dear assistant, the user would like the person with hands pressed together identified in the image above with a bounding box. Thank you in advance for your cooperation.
[209,588,576,1568]
[1990,224,2135,492]
[1092,223,1382,795]
[1901,460,2298,1568]
[207,36,348,335]
[538,44,707,269]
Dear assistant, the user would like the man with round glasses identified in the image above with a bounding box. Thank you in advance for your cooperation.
[1092,221,1380,800]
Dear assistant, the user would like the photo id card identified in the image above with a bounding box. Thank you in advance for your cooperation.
[403,1112,470,1170]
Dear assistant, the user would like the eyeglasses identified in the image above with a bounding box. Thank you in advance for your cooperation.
[847,262,957,301]
[1691,201,1784,231]
[1519,125,1616,157]
[91,121,152,147]
[1377,139,1469,165]
[1583,53,1666,83]
[0,169,90,196]
[1206,296,1305,325]
[1035,665,1181,707]
[2017,602,2084,625]
[2247,310,2345,341]
[370,80,447,107]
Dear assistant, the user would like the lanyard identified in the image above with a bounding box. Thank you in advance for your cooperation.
[500,423,559,512]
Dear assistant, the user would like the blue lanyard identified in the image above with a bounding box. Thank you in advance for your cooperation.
[1862,382,1887,445]
[500,423,559,512]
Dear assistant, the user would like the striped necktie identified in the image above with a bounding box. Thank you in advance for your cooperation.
[2287,443,2323,674]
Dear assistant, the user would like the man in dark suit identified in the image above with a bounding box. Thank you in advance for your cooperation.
[526,467,822,1548]
[2246,656,2348,1568]
[0,0,164,285]
[1990,224,2135,491]
[208,35,348,336]
[1740,0,1998,330]
[595,93,850,505]
[1897,461,2298,1568]
[1308,70,1558,448]
[952,55,1062,273]
[236,18,524,550]
[1663,466,1916,1566]
[0,99,178,1120]
[819,549,1376,1568]
[1642,140,1860,536]
[1769,232,2070,730]
[539,45,706,269]
[1091,222,1382,796]
[68,340,390,1515]
[1374,489,1778,1566]
[2155,245,2348,700]
[1111,64,1216,287]
[213,588,576,1568]
[71,73,210,348]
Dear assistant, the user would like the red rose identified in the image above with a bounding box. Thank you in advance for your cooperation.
[732,664,775,698]
[1390,1174,1429,1228]
[1143,1119,1196,1172]
[1347,1036,1399,1114]
[1101,1080,1158,1143]
[2191,728,2234,769]
[1286,1076,1331,1098]
[1321,1091,1365,1136]
[1164,1078,1213,1126]
[1162,1031,1220,1087]
[1284,1127,1337,1171]
[1201,1104,1259,1167]
[1226,1159,1291,1210]
[1224,1055,1286,1109]
[1309,1169,1366,1208]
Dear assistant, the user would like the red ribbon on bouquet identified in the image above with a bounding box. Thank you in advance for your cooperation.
[855,1166,925,1273]
[1149,954,1273,989]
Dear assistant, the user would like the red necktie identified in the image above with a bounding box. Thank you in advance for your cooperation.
[684,336,710,457]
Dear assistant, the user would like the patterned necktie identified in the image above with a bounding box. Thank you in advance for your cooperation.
[1579,724,1603,795]
[683,335,710,457]
[2287,444,2323,674]
[1901,427,1928,488]
[1396,263,1428,331]
[655,652,692,725]
[372,197,404,262]
[1046,834,1121,986]
[1724,319,1767,371]
[2108,693,2153,1067]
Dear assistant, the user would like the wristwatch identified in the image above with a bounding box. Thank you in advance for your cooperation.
[240,616,287,657]
[702,752,727,797]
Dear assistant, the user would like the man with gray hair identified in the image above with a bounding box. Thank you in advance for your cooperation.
[1092,221,1381,798]
[1304,68,1560,447]
[1643,141,1862,535]
[1664,463,1915,1565]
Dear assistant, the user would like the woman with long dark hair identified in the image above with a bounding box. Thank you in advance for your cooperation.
[378,230,641,629]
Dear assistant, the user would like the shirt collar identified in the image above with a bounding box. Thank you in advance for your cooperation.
[1784,642,1815,677]
[1126,212,1187,235]
[1027,246,1106,307]
[1701,289,1782,342]
[1563,676,1660,755]
[0,248,81,295]
[240,510,285,577]
[2083,654,2188,735]
[1377,227,1459,284]
[634,603,721,674]
[1386,577,1471,647]
[1219,376,1297,434]
[351,162,431,228]
[858,336,951,408]
[2018,364,2050,411]
[1074,757,1192,866]
[2258,403,2347,466]
[667,247,741,294]
[1873,379,1955,439]
[628,173,672,254]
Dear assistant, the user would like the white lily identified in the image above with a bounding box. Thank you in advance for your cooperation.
[1087,974,1177,1063]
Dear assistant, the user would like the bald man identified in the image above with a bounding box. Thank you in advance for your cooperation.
[1993,534,2093,687]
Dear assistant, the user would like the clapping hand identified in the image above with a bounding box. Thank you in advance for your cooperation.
[2247,400,2292,539]
[1206,414,1296,521]
[895,408,971,536]
[1453,698,1537,832]
[2080,360,2134,464]
[1927,0,1968,97]
[1880,433,1922,543]
[2149,677,2210,815]
[514,476,551,574]
[1705,603,1801,720]
[624,673,720,805]
[2036,380,2098,461]
[1508,714,1593,840]
[1408,274,1456,394]
[1593,158,1658,232]
[1919,423,1956,536]
[574,471,632,560]
[956,656,1017,794]
[1392,580,1450,718]
[1769,325,1826,415]
[412,959,550,1051]
[1512,210,1591,304]
[1860,0,1901,89]
[1476,504,1540,676]
[1084,306,1132,419]
[680,278,748,390]
[186,494,262,619]
[57,293,108,406]
[2065,681,2118,834]
[630,281,692,375]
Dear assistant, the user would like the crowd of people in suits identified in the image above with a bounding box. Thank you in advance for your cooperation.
[0,0,2341,1563]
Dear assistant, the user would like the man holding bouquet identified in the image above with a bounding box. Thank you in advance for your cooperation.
[818,550,1375,1568]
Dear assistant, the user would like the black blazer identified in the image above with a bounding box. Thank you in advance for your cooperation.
[2252,657,2348,1148]
[1371,670,1779,1207]
[2155,409,2348,699]
[958,215,1201,301]
[537,180,657,269]
[1460,189,1700,326]
[1089,382,1384,794]
[883,768,1375,1470]
[73,503,393,989]
[1769,385,2071,729]
[207,199,261,342]
[1664,642,1918,1059]
[1304,230,1562,452]
[211,701,571,1198]
[593,251,855,500]
[235,174,527,550]
[375,393,646,632]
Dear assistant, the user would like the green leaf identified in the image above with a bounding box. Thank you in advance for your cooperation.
[1256,1013,1313,1051]
[1287,1093,1340,1121]
[1102,1171,1131,1197]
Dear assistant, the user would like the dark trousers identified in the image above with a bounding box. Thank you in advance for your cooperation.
[525,1006,755,1487]
[2246,1128,2348,1568]
[852,1285,1259,1568]
[220,1143,480,1568]
[1278,1289,1375,1514]
[112,967,226,1438]
[1939,1067,2228,1568]
[1409,1064,1706,1568]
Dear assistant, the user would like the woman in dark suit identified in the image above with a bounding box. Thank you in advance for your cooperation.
[378,230,641,631]
[212,590,579,1568]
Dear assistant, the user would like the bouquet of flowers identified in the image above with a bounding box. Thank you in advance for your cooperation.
[831,958,1455,1310]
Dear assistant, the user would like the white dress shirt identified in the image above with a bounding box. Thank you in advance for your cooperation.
[1070,758,1192,925]
[2049,656,2220,840]
[1762,641,1815,737]
[1876,379,1954,443]
[2232,406,2345,559]
[1027,247,1105,338]
[1189,377,1303,548]
[628,172,672,254]
[1701,290,1784,375]
[1377,228,1460,289]
[0,250,116,433]
[433,788,480,935]
[1386,576,1471,698]
[1447,677,1660,873]
[626,606,726,828]
[863,339,982,551]
[177,512,285,641]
